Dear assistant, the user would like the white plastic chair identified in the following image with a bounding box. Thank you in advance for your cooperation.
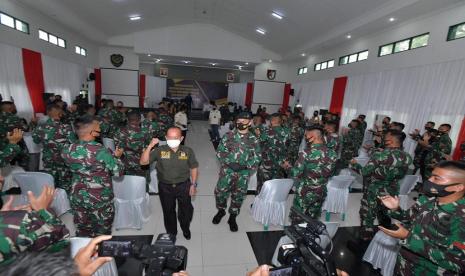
[218,123,230,138]
[70,237,119,276]
[23,133,42,153]
[363,231,401,276]
[340,169,363,191]
[247,171,257,192]
[148,162,158,193]
[358,148,369,158]
[1,165,25,192]
[354,157,370,166]
[12,172,71,216]
[271,221,340,267]
[322,175,355,221]
[59,211,76,237]
[102,138,116,152]
[398,175,420,210]
[251,179,294,228]
[112,175,151,230]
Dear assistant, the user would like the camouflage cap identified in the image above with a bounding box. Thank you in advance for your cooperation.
[236,112,252,120]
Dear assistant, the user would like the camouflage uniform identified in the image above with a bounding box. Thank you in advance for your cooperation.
[0,143,21,168]
[289,143,337,222]
[0,209,70,265]
[215,129,261,215]
[142,118,163,140]
[358,121,367,134]
[341,127,363,167]
[61,140,124,237]
[257,126,290,191]
[0,112,28,165]
[325,133,340,154]
[389,195,465,275]
[288,125,305,164]
[351,147,412,239]
[98,108,124,139]
[158,113,174,139]
[423,134,452,179]
[114,123,151,177]
[62,110,80,125]
[32,118,77,193]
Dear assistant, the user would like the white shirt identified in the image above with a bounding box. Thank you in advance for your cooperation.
[209,110,221,125]
[175,112,188,130]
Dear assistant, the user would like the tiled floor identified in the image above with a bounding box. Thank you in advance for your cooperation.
[111,121,406,276]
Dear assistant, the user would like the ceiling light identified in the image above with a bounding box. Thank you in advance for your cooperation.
[147,54,151,57]
[256,28,266,35]
[389,17,396,22]
[155,59,162,63]
[211,63,217,66]
[183,60,190,64]
[346,34,352,39]
[129,15,141,21]
[268,59,272,63]
[271,12,283,20]
[245,62,249,65]
[301,53,306,57]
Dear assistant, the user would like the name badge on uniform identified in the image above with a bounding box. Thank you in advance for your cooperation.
[161,151,171,159]
[179,151,188,160]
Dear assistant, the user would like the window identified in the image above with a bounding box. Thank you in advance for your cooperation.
[314,59,335,71]
[378,33,429,57]
[0,11,29,34]
[38,29,66,48]
[447,22,465,41]
[75,45,87,56]
[297,66,307,75]
[339,50,369,65]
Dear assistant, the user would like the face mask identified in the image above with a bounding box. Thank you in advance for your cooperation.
[423,180,461,197]
[425,126,432,131]
[166,139,181,148]
[236,123,249,131]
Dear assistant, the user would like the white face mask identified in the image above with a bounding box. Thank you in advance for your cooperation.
[166,139,181,148]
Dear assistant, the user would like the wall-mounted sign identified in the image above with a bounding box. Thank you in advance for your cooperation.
[160,67,168,78]
[226,73,235,82]
[267,69,276,80]
[110,54,124,67]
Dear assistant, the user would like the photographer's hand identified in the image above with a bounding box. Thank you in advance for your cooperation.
[172,271,189,276]
[247,265,270,276]
[75,235,113,276]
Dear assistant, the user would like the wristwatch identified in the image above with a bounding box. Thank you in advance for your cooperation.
[192,182,198,188]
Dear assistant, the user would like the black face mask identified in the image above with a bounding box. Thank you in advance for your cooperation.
[236,123,249,131]
[423,180,461,197]
[425,126,432,131]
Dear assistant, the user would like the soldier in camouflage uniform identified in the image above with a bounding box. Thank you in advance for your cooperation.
[423,124,452,180]
[0,101,29,166]
[143,111,163,140]
[0,129,23,168]
[32,104,77,193]
[283,126,337,222]
[114,111,151,177]
[251,115,266,136]
[98,99,125,131]
[357,114,367,134]
[410,122,435,174]
[288,115,305,165]
[340,119,364,167]
[255,113,290,192]
[324,120,340,154]
[61,102,80,125]
[379,161,465,275]
[158,108,174,140]
[0,186,69,266]
[212,112,262,232]
[350,130,412,240]
[61,115,124,237]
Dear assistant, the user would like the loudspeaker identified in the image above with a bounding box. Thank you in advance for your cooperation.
[88,73,95,81]
[289,89,294,96]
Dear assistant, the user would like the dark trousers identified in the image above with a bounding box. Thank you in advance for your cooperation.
[158,181,193,235]
[210,124,220,142]
[181,130,187,145]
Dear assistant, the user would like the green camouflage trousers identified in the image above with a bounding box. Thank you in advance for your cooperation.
[215,168,250,215]
[290,184,326,224]
[70,187,114,237]
[45,164,72,194]
[257,164,284,193]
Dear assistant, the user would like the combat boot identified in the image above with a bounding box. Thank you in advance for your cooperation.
[212,209,226,224]
[227,214,238,232]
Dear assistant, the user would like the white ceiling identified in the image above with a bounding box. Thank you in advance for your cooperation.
[17,0,465,60]
[139,54,256,71]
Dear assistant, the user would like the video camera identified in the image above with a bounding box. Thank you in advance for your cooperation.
[274,207,337,276]
[98,234,188,276]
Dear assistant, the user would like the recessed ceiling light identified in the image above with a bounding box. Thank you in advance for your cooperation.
[183,60,190,64]
[256,28,266,35]
[346,34,352,39]
[301,53,306,57]
[271,12,283,20]
[155,59,162,63]
[147,54,151,57]
[268,59,272,63]
[389,17,396,22]
[129,15,141,21]
[245,62,249,65]
[211,63,217,66]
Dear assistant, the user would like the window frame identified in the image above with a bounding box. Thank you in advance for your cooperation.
[0,11,29,34]
[38,29,67,49]
[447,21,465,41]
[314,59,335,71]
[297,66,308,75]
[378,32,429,57]
[339,50,369,66]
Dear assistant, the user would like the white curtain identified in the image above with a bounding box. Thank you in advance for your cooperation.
[227,83,247,106]
[145,76,166,108]
[42,55,87,105]
[342,58,465,154]
[0,42,34,120]
[292,79,333,117]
